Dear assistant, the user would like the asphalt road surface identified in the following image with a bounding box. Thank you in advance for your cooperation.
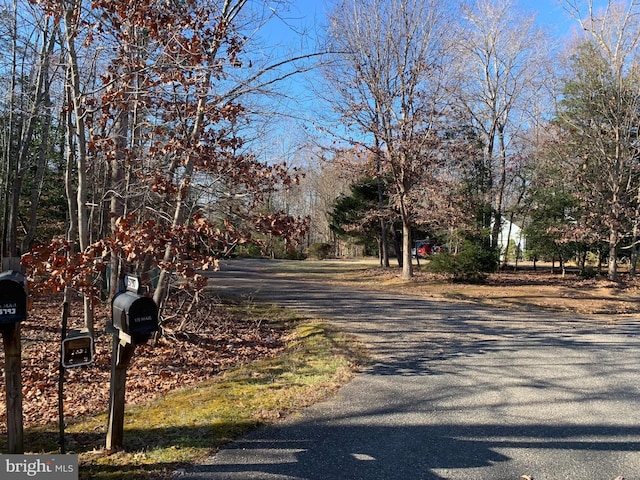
[182,259,640,480]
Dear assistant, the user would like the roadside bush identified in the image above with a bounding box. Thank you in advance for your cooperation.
[579,266,599,279]
[307,242,333,260]
[427,240,498,283]
[235,243,262,257]
[270,241,306,260]
[285,250,307,260]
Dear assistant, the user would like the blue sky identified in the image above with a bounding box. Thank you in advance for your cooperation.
[520,0,610,37]
[251,0,611,159]
[262,0,611,42]
[523,0,580,35]
[255,0,611,97]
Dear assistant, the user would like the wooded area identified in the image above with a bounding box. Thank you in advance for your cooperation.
[320,0,640,282]
[2,0,640,321]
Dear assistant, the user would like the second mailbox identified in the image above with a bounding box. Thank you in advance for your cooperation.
[0,270,27,325]
[112,291,159,339]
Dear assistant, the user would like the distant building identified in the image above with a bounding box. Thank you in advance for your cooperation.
[495,220,526,261]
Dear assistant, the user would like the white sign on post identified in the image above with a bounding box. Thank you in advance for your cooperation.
[125,275,139,293]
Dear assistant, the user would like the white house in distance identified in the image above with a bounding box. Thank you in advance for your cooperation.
[495,219,526,261]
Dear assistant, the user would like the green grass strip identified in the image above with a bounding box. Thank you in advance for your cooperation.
[19,318,364,480]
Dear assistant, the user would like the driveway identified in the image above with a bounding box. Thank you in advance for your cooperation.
[184,259,640,480]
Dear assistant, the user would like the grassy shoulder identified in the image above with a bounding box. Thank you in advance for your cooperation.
[15,308,365,480]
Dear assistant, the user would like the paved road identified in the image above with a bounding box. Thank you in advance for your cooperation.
[184,259,640,480]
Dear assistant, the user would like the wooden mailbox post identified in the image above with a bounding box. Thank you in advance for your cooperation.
[106,275,158,451]
[0,270,27,454]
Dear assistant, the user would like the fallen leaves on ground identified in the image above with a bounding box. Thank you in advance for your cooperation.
[337,265,640,316]
[0,292,286,434]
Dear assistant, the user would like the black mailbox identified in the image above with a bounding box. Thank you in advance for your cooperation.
[112,292,158,335]
[0,270,27,324]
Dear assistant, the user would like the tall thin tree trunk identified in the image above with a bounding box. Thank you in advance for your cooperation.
[63,90,77,311]
[63,2,93,331]
[64,83,78,249]
[608,230,619,282]
[399,189,413,279]
[3,0,19,257]
[22,114,51,253]
[20,22,56,254]
[108,109,128,297]
[375,144,389,268]
[491,124,508,251]
[153,0,248,308]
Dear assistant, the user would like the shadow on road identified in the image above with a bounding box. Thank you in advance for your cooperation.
[188,420,639,480]
[192,259,640,479]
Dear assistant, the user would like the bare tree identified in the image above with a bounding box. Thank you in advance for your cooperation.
[324,0,454,279]
[559,0,640,280]
[20,18,58,255]
[0,2,60,259]
[452,0,552,255]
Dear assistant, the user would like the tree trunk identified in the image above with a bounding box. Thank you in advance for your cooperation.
[401,216,412,279]
[399,190,413,279]
[491,124,508,250]
[64,86,78,250]
[378,213,389,268]
[109,108,128,297]
[21,22,56,253]
[3,2,19,257]
[153,161,195,307]
[63,2,93,331]
[502,217,514,268]
[375,143,389,268]
[608,230,619,281]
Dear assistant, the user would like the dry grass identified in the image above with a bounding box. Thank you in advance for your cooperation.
[271,258,640,317]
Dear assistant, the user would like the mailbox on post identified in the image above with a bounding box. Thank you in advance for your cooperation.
[111,275,158,344]
[107,275,159,450]
[0,269,26,453]
[0,270,27,325]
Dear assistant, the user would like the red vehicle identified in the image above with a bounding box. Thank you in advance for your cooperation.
[413,240,446,258]
[413,240,432,258]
